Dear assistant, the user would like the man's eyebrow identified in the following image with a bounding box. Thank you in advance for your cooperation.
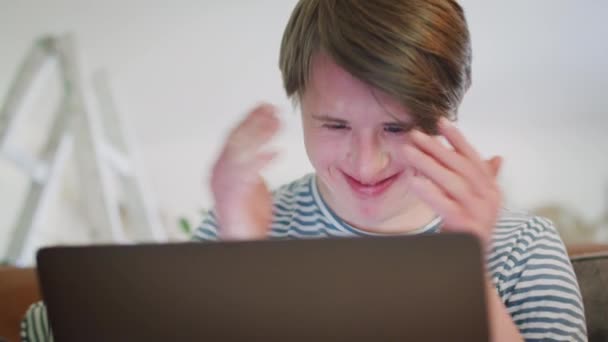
[311,114,415,128]
[382,120,415,129]
[311,114,348,123]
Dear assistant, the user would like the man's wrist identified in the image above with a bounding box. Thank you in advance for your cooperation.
[484,276,524,342]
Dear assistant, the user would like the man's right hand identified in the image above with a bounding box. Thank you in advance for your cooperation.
[210,103,281,241]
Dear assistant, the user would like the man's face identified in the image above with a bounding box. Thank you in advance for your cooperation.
[300,53,423,228]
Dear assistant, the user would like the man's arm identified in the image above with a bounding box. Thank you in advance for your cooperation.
[495,217,587,341]
[486,279,524,341]
[21,301,53,342]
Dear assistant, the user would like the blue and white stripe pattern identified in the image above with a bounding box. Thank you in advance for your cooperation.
[21,301,53,342]
[194,173,588,341]
[21,173,587,341]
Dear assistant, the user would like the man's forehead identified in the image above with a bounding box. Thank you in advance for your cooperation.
[306,52,412,122]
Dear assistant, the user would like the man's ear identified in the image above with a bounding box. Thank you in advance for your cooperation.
[486,156,503,178]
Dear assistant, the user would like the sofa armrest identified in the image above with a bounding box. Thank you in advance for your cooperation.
[567,243,608,258]
[0,267,41,342]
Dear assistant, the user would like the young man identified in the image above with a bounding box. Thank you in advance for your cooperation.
[195,1,587,341]
[23,1,587,341]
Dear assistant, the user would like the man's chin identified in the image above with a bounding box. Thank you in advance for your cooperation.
[343,199,389,223]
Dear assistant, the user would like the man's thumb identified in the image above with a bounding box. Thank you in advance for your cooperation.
[487,156,503,178]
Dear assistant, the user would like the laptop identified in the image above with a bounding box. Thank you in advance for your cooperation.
[37,233,489,341]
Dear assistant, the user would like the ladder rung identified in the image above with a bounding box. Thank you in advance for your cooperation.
[100,142,132,177]
[0,144,49,183]
[0,39,58,148]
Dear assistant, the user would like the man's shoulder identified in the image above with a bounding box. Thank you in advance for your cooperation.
[489,210,586,340]
[493,208,560,239]
[488,208,570,272]
[488,208,568,265]
[270,173,315,206]
[268,173,334,237]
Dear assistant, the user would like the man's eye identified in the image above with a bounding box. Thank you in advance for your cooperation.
[324,123,349,130]
[384,125,407,134]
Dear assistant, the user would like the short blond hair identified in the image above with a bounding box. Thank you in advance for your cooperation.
[279,0,472,133]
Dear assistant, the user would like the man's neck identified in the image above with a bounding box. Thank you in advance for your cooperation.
[344,201,438,235]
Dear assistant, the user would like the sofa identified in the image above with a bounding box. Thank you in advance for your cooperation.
[570,246,608,341]
[1,244,607,342]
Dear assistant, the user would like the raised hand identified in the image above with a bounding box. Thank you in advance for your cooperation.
[210,103,281,240]
[403,117,503,250]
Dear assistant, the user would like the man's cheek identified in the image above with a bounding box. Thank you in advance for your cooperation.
[311,148,336,169]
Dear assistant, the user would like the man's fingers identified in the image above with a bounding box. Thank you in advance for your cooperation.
[234,103,277,132]
[216,149,280,183]
[409,175,470,230]
[486,156,503,178]
[232,105,280,143]
[403,145,473,205]
[408,129,489,195]
[248,150,280,174]
[437,117,489,177]
[226,104,281,161]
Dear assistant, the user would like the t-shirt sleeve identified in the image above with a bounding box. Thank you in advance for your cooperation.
[191,209,220,242]
[21,301,53,342]
[500,217,587,341]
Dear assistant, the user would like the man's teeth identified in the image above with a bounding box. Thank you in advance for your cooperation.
[359,179,382,186]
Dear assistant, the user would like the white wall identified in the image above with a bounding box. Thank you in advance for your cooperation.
[1,1,607,264]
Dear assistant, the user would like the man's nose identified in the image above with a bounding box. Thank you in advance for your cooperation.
[348,134,389,183]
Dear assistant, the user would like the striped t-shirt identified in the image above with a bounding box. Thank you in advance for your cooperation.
[21,173,587,341]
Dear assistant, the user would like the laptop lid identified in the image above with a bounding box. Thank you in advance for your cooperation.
[37,233,489,341]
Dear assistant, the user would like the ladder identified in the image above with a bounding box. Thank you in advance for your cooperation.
[0,35,166,266]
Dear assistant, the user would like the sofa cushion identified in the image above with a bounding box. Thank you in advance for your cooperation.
[571,253,608,342]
